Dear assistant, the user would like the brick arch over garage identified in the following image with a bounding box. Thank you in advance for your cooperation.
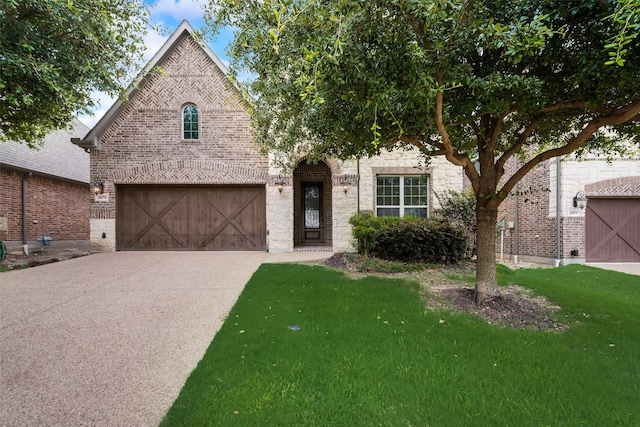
[111,160,268,185]
[584,175,640,262]
[585,175,640,197]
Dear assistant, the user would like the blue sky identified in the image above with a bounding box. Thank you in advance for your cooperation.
[78,0,233,127]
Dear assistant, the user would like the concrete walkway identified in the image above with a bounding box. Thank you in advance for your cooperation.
[586,262,640,276]
[0,251,331,427]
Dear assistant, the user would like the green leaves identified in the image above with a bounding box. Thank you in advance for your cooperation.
[0,0,151,147]
[206,0,639,172]
[604,0,639,66]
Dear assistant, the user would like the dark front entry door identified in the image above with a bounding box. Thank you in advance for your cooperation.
[301,182,324,244]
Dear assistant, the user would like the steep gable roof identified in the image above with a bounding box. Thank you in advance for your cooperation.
[72,20,229,150]
[1,118,90,183]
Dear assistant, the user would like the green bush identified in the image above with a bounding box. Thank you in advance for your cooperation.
[349,213,467,264]
[372,218,467,264]
[349,211,401,255]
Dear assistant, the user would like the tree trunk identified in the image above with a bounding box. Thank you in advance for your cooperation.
[474,205,500,304]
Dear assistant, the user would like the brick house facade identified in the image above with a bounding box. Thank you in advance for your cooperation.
[74,21,464,253]
[496,155,640,265]
[1,119,90,251]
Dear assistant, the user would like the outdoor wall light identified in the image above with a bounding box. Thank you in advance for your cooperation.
[92,178,104,196]
[275,176,286,193]
[573,191,587,210]
[341,177,352,194]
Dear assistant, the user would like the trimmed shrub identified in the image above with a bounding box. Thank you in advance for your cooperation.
[372,218,467,264]
[349,212,401,255]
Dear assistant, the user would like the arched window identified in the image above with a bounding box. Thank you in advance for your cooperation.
[182,104,199,140]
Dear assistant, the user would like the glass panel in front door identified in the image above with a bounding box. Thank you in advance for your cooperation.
[304,185,321,228]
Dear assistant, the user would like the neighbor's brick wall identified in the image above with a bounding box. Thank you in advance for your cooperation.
[465,154,639,263]
[497,158,556,260]
[0,168,89,243]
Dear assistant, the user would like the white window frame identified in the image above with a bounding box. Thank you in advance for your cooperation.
[375,175,429,217]
[182,104,199,140]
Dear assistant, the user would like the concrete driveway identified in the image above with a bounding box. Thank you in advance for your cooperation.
[586,263,640,276]
[0,251,331,426]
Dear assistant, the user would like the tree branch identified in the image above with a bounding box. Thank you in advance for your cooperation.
[495,114,545,173]
[436,74,467,168]
[498,100,640,199]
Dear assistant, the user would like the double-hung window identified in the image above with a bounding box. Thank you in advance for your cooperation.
[182,104,199,140]
[376,176,428,217]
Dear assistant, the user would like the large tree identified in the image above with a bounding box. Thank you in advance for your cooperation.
[206,0,640,302]
[0,0,150,147]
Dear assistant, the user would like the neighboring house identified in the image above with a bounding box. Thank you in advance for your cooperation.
[496,155,640,265]
[72,20,464,253]
[0,119,90,252]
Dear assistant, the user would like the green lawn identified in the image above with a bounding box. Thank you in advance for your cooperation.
[161,264,640,426]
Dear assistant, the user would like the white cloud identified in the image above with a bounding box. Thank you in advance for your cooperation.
[150,0,207,22]
[143,26,169,61]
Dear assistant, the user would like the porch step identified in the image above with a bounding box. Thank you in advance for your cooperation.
[294,246,333,252]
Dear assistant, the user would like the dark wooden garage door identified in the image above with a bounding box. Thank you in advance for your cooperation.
[117,186,266,251]
[586,198,640,262]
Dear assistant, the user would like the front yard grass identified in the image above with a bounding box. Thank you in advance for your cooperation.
[161,263,640,426]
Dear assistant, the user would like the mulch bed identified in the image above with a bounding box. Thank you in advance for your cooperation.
[1,248,91,270]
[324,253,566,332]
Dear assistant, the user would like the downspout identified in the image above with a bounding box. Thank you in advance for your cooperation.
[513,159,519,265]
[21,172,30,255]
[356,158,360,214]
[555,157,562,267]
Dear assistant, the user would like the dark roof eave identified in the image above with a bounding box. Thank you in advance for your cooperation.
[0,163,90,185]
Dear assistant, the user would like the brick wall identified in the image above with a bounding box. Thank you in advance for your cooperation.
[0,168,89,243]
[89,32,268,250]
[91,33,267,217]
[499,156,640,263]
[497,158,557,260]
[292,162,333,246]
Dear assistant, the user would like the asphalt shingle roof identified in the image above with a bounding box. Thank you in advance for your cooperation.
[1,119,90,183]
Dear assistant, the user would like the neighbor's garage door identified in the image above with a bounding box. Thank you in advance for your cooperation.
[586,198,640,262]
[117,185,266,251]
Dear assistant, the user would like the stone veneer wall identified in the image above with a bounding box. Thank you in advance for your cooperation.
[339,147,464,214]
[90,32,268,251]
[266,148,464,253]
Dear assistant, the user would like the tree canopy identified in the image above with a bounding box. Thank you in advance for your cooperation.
[207,0,640,302]
[605,0,639,66]
[0,0,150,147]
